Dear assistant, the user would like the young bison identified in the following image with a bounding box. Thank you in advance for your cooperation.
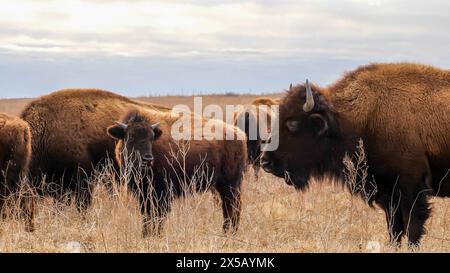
[107,108,247,236]
[0,113,34,231]
[261,63,450,246]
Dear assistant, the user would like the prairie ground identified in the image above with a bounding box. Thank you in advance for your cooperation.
[0,93,449,253]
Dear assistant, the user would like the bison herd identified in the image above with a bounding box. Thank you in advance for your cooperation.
[1,62,450,248]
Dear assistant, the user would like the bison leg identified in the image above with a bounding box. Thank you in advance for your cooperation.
[399,191,431,247]
[377,191,405,245]
[388,209,404,246]
[210,189,222,208]
[253,164,260,180]
[396,166,432,247]
[1,162,18,219]
[381,202,404,245]
[3,168,36,232]
[75,184,93,213]
[0,180,7,219]
[140,194,171,237]
[0,198,6,220]
[18,175,36,232]
[0,187,35,233]
[74,170,94,213]
[20,194,35,232]
[102,158,121,197]
[378,182,431,246]
[217,184,241,234]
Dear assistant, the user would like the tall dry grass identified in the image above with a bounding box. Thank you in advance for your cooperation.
[1,155,450,253]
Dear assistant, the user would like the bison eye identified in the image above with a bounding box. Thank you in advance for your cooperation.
[286,120,299,132]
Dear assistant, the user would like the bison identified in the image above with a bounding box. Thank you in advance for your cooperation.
[0,113,34,231]
[20,89,172,212]
[107,107,247,236]
[233,97,278,179]
[251,97,280,106]
[261,63,450,246]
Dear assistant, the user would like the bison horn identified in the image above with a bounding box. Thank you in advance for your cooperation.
[289,83,293,91]
[151,122,160,130]
[115,121,128,130]
[303,79,315,112]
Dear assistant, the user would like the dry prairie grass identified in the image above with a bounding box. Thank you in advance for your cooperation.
[1,170,450,253]
[0,94,450,253]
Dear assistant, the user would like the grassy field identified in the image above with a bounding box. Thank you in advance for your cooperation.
[0,93,450,253]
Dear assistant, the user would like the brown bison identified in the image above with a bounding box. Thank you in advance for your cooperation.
[0,113,34,231]
[261,63,450,246]
[233,97,278,178]
[107,108,247,236]
[251,97,280,106]
[20,89,171,211]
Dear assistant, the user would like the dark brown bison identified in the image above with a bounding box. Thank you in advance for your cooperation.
[261,63,450,246]
[107,108,247,236]
[20,89,171,212]
[233,97,278,179]
[0,113,34,231]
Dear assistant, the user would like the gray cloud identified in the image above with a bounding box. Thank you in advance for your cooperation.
[0,0,449,98]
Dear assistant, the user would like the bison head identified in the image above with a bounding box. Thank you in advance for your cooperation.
[260,80,341,190]
[107,111,162,168]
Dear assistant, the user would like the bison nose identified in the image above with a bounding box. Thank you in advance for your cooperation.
[260,153,274,173]
[142,154,154,165]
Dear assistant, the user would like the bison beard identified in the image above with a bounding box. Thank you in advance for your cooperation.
[108,108,247,236]
[261,63,450,247]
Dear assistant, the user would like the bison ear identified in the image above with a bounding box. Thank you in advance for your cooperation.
[107,125,126,140]
[308,114,328,136]
[153,126,162,140]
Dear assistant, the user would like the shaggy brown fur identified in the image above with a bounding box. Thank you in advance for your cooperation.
[0,113,34,231]
[251,97,279,106]
[261,63,450,246]
[20,89,172,212]
[233,98,278,179]
[108,108,247,236]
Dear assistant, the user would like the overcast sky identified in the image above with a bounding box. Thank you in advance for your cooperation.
[0,0,449,98]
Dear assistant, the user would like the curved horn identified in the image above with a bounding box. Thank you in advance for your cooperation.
[303,79,315,112]
[115,121,128,130]
[289,83,293,91]
[151,122,160,130]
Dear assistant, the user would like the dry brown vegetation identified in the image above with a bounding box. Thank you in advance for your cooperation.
[0,94,450,253]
